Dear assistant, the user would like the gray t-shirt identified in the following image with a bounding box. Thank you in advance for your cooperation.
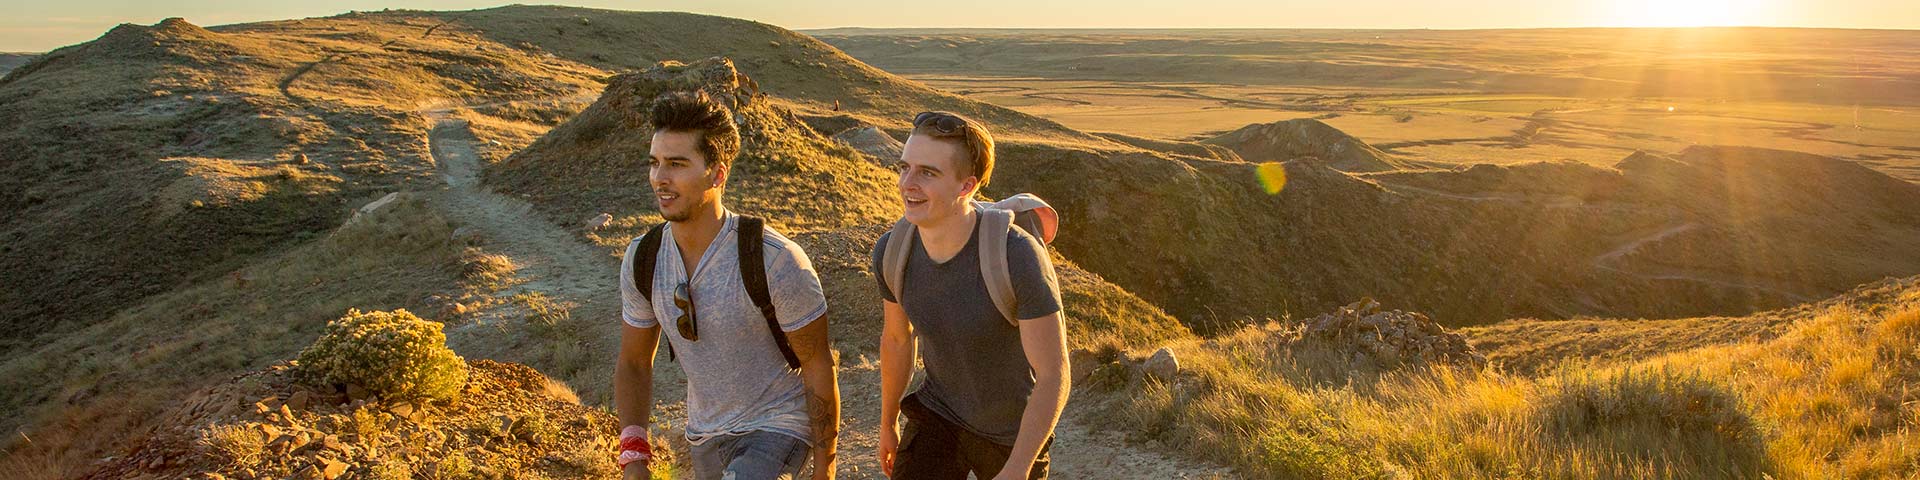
[622,213,828,446]
[870,221,1062,445]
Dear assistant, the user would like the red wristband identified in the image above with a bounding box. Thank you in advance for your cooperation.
[618,426,652,468]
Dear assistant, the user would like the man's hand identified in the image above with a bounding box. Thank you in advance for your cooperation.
[877,423,899,476]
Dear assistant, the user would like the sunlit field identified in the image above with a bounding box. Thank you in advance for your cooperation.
[818,28,1920,182]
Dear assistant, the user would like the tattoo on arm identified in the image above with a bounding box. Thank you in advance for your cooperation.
[788,316,841,463]
[808,389,839,444]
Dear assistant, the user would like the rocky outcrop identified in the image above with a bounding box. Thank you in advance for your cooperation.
[1295,298,1486,369]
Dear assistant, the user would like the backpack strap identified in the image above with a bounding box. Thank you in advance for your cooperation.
[631,223,679,363]
[976,208,1020,326]
[738,216,803,370]
[881,218,915,306]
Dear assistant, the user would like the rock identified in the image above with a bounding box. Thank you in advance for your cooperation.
[337,192,408,230]
[496,414,516,437]
[388,401,414,418]
[318,457,349,479]
[287,391,312,411]
[585,213,613,231]
[451,226,484,245]
[268,434,298,455]
[291,465,323,480]
[1142,347,1179,381]
[288,431,314,451]
[318,434,347,453]
[346,383,372,403]
[1067,349,1103,385]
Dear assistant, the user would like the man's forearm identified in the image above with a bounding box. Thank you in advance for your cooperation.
[1000,373,1067,475]
[877,334,914,430]
[613,360,655,430]
[804,359,841,476]
[614,325,661,431]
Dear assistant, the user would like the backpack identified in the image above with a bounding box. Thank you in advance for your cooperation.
[881,193,1061,325]
[631,216,801,370]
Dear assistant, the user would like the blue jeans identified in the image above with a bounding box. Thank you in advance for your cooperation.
[690,430,811,480]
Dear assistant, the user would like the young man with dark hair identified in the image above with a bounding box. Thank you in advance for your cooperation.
[872,111,1069,480]
[613,90,840,480]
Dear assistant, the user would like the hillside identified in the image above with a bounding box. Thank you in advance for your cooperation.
[0,12,1196,475]
[1078,275,1920,478]
[0,53,34,76]
[1203,118,1428,172]
[0,13,604,352]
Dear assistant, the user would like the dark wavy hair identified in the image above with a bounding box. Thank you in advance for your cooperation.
[647,90,740,169]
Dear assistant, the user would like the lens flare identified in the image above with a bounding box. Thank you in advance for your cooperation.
[1256,162,1287,194]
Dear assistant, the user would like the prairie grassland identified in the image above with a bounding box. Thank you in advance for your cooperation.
[1089,281,1920,478]
[821,29,1920,182]
[901,77,1920,180]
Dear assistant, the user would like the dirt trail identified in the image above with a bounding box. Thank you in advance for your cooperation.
[420,113,1236,478]
[1591,222,1811,302]
[426,113,610,301]
[1594,222,1699,265]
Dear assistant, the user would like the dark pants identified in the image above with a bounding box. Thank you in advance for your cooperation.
[893,393,1052,480]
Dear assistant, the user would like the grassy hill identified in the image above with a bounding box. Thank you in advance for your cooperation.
[1083,275,1920,478]
[0,53,34,77]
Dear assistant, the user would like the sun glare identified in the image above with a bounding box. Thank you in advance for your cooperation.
[1608,0,1781,27]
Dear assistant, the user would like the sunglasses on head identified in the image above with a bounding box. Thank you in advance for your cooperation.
[673,281,698,341]
[914,111,971,136]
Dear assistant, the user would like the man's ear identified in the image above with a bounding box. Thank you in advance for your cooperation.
[711,162,730,187]
[961,176,980,196]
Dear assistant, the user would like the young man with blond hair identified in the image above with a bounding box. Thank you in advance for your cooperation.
[873,111,1069,480]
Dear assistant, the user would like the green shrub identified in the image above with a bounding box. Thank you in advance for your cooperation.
[297,309,468,402]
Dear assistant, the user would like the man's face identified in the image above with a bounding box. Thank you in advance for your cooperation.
[648,130,725,223]
[897,134,977,226]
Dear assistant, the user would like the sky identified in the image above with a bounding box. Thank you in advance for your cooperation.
[2,0,1915,52]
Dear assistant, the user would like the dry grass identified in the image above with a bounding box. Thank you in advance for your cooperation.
[0,194,467,478]
[1089,281,1920,479]
[195,423,269,468]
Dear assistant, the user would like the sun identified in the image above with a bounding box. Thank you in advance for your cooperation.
[1607,0,1780,27]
